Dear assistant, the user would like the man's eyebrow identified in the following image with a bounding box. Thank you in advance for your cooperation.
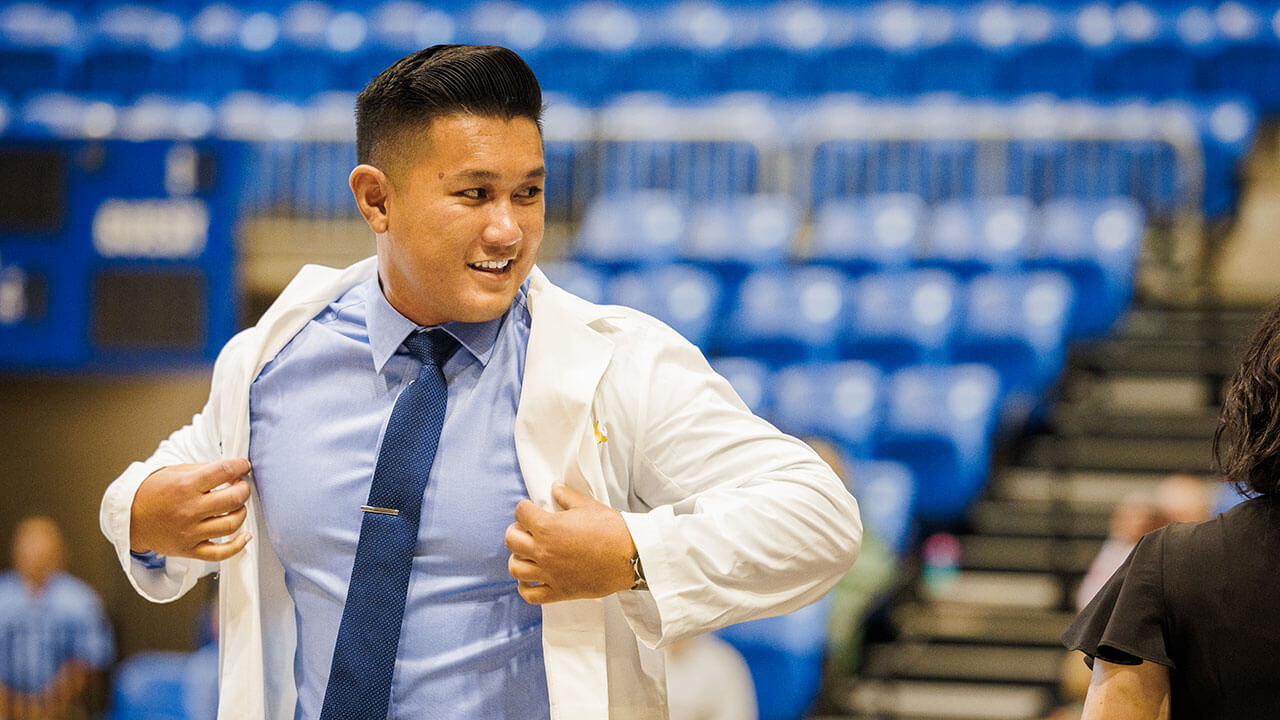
[451,167,547,181]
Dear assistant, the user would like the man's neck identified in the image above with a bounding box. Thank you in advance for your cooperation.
[19,571,52,597]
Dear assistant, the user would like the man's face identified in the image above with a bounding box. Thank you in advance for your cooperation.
[12,518,62,587]
[375,113,545,326]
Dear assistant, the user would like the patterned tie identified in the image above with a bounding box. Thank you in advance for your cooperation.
[319,329,458,720]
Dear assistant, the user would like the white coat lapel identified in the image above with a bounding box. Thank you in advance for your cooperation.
[516,266,615,506]
[516,266,618,717]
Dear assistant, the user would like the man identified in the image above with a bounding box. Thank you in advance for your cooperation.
[101,45,861,719]
[1,516,114,720]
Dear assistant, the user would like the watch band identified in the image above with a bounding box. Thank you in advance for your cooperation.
[630,552,648,591]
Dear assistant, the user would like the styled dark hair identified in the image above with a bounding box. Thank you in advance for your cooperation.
[355,44,542,168]
[1214,299,1280,497]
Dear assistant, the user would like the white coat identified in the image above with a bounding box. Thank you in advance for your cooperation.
[100,257,862,719]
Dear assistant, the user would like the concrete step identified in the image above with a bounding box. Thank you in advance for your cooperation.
[894,603,1076,647]
[863,642,1064,685]
[920,571,1062,610]
[970,499,1111,540]
[990,467,1169,508]
[1020,434,1213,473]
[958,535,1101,574]
[1068,339,1237,376]
[1051,403,1221,439]
[839,679,1051,720]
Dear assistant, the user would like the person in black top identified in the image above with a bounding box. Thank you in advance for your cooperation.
[1062,299,1280,719]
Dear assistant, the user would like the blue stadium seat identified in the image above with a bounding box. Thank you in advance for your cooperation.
[709,356,772,416]
[1193,97,1258,218]
[573,192,686,271]
[813,45,898,95]
[606,264,722,350]
[714,44,809,95]
[623,45,713,97]
[1030,197,1143,338]
[680,193,798,302]
[771,361,884,459]
[899,41,1002,96]
[809,194,924,274]
[526,44,623,105]
[77,5,186,98]
[953,271,1075,426]
[1003,40,1097,97]
[111,651,188,720]
[1200,42,1280,113]
[345,2,459,91]
[1097,3,1198,99]
[256,2,359,97]
[724,267,849,366]
[0,3,78,97]
[181,4,256,99]
[717,593,834,720]
[596,94,768,202]
[842,269,959,370]
[877,363,1001,522]
[537,260,608,305]
[921,196,1034,277]
[851,459,916,555]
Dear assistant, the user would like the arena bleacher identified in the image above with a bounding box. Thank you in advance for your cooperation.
[0,1,1270,718]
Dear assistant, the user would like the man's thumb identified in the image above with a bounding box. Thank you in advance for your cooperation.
[551,483,593,510]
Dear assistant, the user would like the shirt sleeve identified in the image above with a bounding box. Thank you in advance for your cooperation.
[614,320,862,647]
[1062,527,1174,669]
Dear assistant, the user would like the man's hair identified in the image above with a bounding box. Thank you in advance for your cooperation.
[1215,298,1280,497]
[355,44,543,169]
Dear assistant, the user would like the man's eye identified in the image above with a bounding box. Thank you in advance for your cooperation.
[460,188,488,200]
[519,186,543,199]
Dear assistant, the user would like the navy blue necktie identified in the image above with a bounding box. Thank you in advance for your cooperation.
[319,329,458,720]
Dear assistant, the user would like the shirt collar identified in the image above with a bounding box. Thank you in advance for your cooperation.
[365,273,524,373]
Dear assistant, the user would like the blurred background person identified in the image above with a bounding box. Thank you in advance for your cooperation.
[0,516,113,720]
[1074,473,1212,611]
[665,633,757,720]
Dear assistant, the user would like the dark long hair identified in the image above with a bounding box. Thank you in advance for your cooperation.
[1214,300,1280,497]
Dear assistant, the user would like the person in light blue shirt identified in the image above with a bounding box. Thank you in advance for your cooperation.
[0,516,114,719]
[113,44,862,720]
[248,274,544,719]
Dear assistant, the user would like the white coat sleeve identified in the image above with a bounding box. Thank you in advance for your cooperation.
[613,322,862,648]
[99,331,255,603]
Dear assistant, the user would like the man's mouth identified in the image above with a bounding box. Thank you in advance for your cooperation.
[468,259,513,274]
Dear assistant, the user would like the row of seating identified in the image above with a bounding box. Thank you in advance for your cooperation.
[4,1,1279,108]
[0,91,1250,219]
[564,192,1139,337]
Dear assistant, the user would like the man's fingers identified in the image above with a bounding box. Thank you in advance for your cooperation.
[513,499,549,530]
[198,479,251,516]
[197,505,247,539]
[507,554,544,584]
[504,522,537,556]
[191,532,252,562]
[517,581,556,605]
[193,458,252,492]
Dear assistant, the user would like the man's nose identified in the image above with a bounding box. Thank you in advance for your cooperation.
[483,202,521,246]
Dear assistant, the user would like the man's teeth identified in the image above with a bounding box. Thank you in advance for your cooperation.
[470,259,511,270]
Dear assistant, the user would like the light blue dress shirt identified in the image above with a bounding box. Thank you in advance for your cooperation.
[248,274,548,720]
[0,572,114,693]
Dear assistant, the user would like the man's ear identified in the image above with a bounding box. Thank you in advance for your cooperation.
[350,164,391,234]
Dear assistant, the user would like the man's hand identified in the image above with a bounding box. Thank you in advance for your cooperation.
[129,459,253,562]
[505,484,638,604]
